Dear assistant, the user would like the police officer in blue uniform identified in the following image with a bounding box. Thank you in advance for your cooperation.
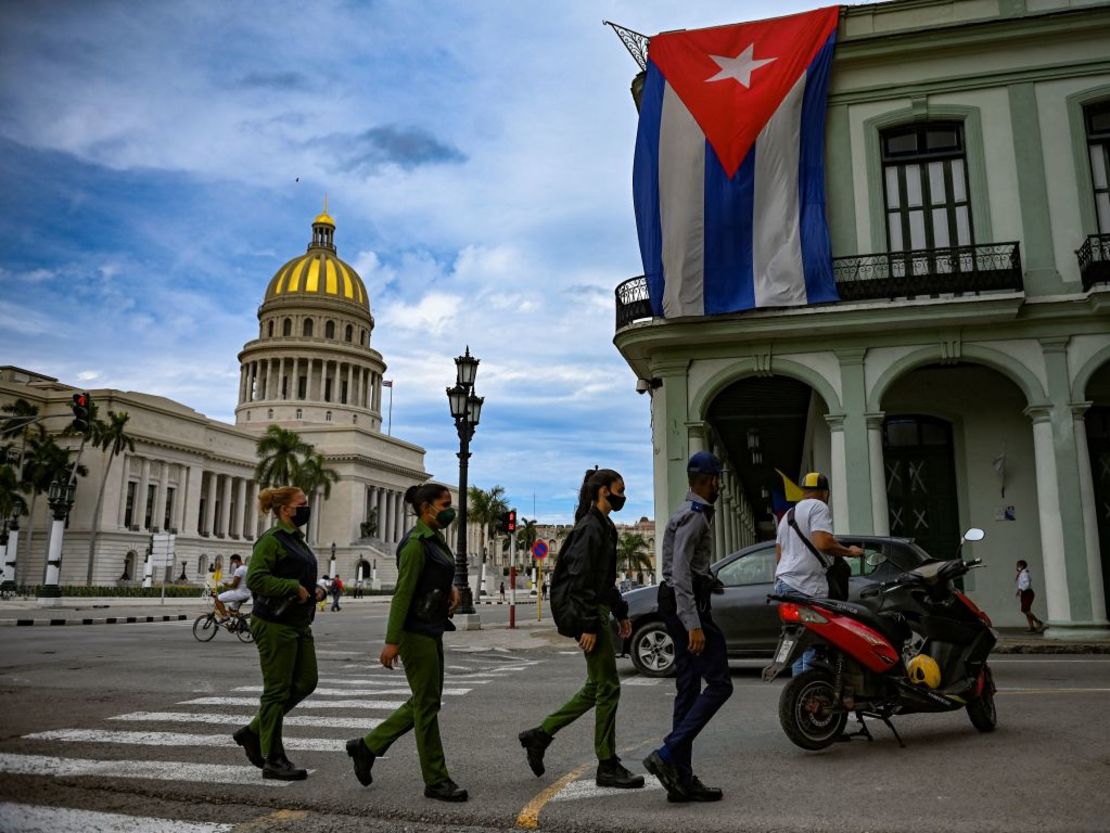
[643,452,733,802]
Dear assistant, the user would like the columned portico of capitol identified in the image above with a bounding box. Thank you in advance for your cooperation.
[1,210,475,590]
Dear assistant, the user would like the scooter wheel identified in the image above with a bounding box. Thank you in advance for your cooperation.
[779,669,848,750]
[966,665,997,732]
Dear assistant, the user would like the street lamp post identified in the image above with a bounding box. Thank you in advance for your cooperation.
[39,478,76,607]
[447,347,484,623]
[329,542,337,579]
[2,448,20,592]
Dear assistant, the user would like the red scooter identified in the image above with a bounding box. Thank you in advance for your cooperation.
[764,528,998,750]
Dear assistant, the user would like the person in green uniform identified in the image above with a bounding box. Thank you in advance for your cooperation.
[518,468,645,789]
[232,486,324,781]
[345,483,467,802]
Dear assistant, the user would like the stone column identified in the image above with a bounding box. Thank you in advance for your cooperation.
[396,490,407,540]
[235,478,248,540]
[117,454,130,528]
[1027,405,1072,629]
[866,412,890,536]
[346,363,354,406]
[204,472,218,537]
[245,480,259,539]
[377,488,388,541]
[136,458,152,531]
[837,349,875,534]
[1072,401,1109,627]
[238,366,247,404]
[182,464,202,535]
[824,414,848,535]
[173,464,187,533]
[153,462,170,532]
[218,475,233,538]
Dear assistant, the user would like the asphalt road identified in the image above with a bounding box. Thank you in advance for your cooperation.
[1,603,1109,833]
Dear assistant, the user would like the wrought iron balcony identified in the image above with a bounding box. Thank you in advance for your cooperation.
[831,242,1023,301]
[615,276,653,330]
[1077,233,1110,291]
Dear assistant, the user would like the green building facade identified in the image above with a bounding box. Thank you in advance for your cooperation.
[614,0,1110,637]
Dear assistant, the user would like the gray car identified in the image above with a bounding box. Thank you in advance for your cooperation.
[616,535,932,676]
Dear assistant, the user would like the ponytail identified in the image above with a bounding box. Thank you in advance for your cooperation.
[258,485,301,516]
[574,468,622,523]
[405,483,450,517]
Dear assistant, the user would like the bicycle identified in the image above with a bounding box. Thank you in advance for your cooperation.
[193,591,254,643]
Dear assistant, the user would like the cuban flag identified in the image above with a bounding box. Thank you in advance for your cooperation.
[634,6,841,318]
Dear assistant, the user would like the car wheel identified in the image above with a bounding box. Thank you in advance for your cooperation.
[630,621,676,677]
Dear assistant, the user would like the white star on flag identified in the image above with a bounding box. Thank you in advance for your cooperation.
[705,43,777,88]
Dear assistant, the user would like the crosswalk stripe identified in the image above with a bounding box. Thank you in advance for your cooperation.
[24,729,341,752]
[181,697,407,710]
[551,775,664,802]
[231,686,471,697]
[317,677,490,685]
[0,802,233,833]
[110,711,383,731]
[0,752,293,787]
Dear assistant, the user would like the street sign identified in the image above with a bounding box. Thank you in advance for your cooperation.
[531,540,549,560]
[150,532,176,570]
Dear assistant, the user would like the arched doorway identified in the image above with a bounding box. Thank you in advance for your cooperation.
[121,551,137,583]
[1084,362,1110,614]
[705,375,832,543]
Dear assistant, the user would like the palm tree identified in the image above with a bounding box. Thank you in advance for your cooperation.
[85,410,136,584]
[616,532,654,578]
[0,398,42,443]
[296,452,340,499]
[466,484,508,564]
[20,435,88,571]
[0,463,27,524]
[254,425,313,487]
[515,516,539,554]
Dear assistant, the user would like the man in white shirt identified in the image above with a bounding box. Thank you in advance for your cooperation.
[215,554,251,621]
[774,473,862,673]
[1015,560,1046,633]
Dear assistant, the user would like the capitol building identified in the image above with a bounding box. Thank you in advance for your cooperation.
[1,209,467,590]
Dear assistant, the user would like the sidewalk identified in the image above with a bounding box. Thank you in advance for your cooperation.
[994,626,1110,654]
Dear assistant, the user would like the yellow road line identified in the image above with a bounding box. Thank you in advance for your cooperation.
[516,763,590,830]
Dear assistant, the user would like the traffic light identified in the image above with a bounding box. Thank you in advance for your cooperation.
[507,510,517,533]
[496,511,510,534]
[71,392,91,434]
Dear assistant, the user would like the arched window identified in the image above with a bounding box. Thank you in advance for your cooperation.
[303,318,314,337]
[282,318,292,337]
[325,410,332,421]
[352,414,358,423]
[363,330,369,346]
[246,411,251,421]
[295,408,303,419]
[267,408,274,419]
[268,321,274,338]
[325,320,336,339]
[197,553,208,575]
[1084,99,1110,233]
[122,551,137,582]
[345,324,353,342]
[214,554,224,573]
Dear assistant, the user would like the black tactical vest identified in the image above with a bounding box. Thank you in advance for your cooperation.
[251,529,319,626]
[397,529,456,638]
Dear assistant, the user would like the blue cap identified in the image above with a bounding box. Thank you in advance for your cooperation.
[687,451,722,476]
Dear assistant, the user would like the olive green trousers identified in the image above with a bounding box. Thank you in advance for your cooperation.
[249,616,318,758]
[362,631,450,785]
[540,610,620,761]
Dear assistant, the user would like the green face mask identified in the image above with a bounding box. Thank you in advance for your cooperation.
[435,507,457,528]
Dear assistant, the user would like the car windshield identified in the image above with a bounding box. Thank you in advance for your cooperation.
[887,540,932,571]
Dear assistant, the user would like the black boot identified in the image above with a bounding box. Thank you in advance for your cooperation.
[232,726,263,769]
[345,738,375,786]
[596,757,645,789]
[684,776,723,802]
[262,752,307,781]
[643,751,687,799]
[424,779,468,802]
[518,727,553,777]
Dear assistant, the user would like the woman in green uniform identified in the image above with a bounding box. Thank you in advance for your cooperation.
[345,483,466,802]
[518,468,644,789]
[232,486,323,781]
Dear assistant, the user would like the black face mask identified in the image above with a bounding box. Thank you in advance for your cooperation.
[607,492,626,512]
[291,505,311,528]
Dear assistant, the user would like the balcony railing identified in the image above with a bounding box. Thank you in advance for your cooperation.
[615,276,654,330]
[1077,233,1110,291]
[832,242,1023,301]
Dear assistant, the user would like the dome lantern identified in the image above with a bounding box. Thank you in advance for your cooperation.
[311,195,336,251]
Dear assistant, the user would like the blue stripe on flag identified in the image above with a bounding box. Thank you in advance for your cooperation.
[703,146,756,315]
[633,61,667,317]
[798,32,840,304]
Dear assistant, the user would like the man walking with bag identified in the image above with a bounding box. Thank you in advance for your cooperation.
[643,452,732,803]
[773,472,862,675]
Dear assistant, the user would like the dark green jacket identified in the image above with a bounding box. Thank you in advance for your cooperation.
[247,521,317,628]
[386,519,456,643]
[549,506,627,637]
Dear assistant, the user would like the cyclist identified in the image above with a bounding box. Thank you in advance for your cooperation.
[215,554,251,621]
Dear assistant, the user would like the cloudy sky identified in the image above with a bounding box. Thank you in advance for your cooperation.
[0,0,822,524]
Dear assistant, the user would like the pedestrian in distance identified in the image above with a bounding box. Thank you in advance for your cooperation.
[331,573,344,611]
[234,486,326,781]
[643,452,731,803]
[499,581,506,602]
[346,483,467,802]
[519,468,645,790]
[214,553,250,622]
[317,576,330,613]
[1016,560,1046,632]
[772,472,863,675]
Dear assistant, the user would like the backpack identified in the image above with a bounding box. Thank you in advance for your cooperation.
[549,528,589,639]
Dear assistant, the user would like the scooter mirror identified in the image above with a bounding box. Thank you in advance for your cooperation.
[962,527,985,543]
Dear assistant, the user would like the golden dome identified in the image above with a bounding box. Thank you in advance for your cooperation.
[263,214,369,309]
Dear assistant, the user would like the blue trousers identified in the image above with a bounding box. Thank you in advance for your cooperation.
[774,578,818,675]
[660,613,733,779]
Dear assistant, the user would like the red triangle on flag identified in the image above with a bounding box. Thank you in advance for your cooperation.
[648,6,840,178]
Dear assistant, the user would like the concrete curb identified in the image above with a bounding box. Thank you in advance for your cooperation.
[0,614,191,627]
[994,640,1110,654]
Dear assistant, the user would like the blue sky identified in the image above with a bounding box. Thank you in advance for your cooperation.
[0,0,822,524]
